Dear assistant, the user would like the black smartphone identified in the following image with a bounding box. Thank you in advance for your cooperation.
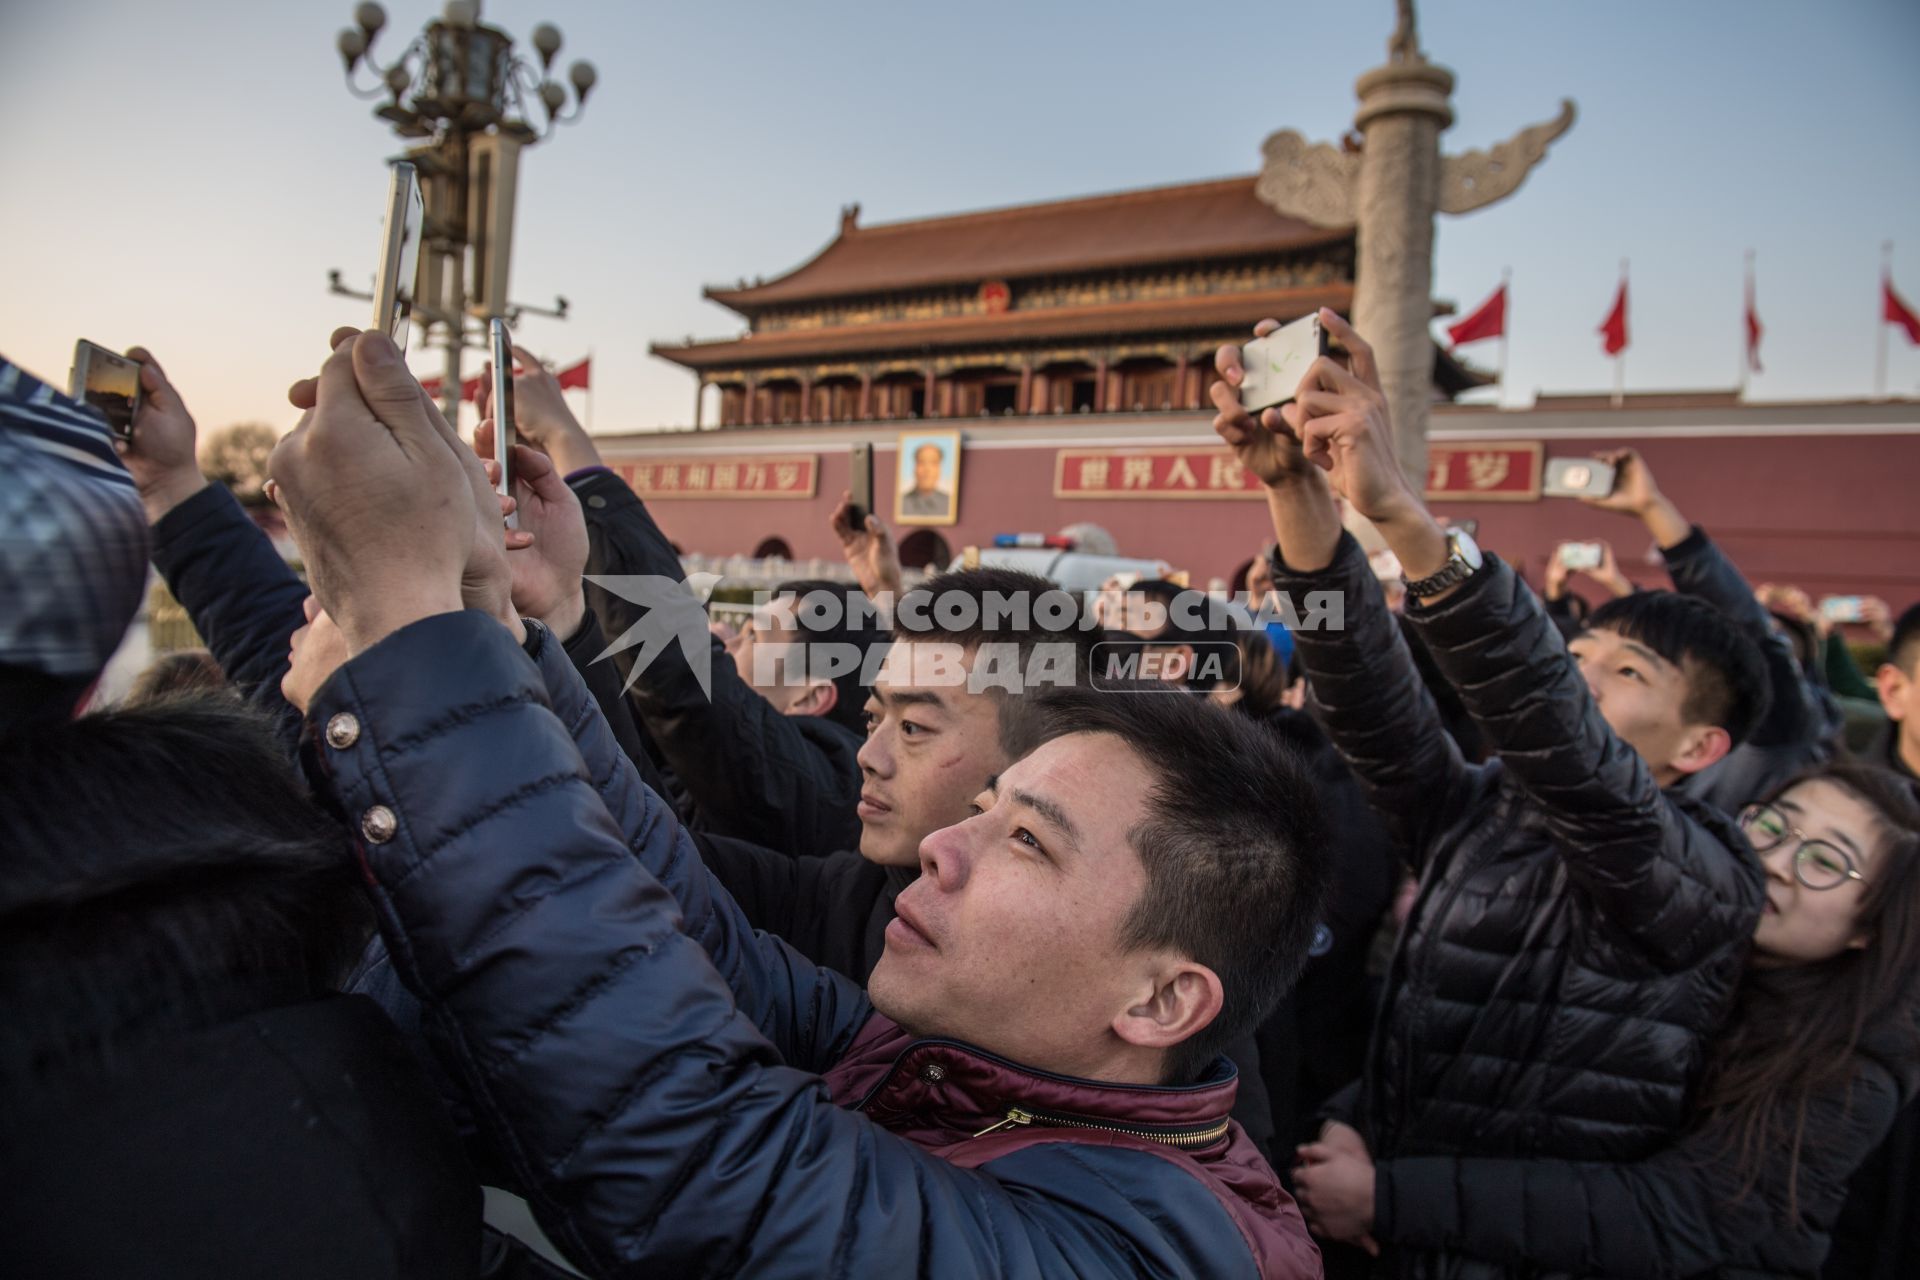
[69,339,142,440]
[848,442,874,525]
[489,319,516,529]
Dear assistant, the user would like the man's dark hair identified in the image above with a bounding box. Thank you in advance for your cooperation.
[771,578,886,734]
[1123,580,1242,691]
[1588,591,1770,746]
[896,567,1103,753]
[0,700,369,1079]
[1006,684,1331,1084]
[1889,601,1920,675]
[126,648,228,706]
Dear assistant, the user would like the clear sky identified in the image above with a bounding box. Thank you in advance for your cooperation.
[3,0,1917,440]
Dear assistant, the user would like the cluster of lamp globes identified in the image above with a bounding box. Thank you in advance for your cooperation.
[336,1,597,123]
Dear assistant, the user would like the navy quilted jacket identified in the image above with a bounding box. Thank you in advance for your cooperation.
[304,611,1319,1279]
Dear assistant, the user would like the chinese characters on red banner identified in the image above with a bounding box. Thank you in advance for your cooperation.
[1054,443,1541,501]
[1055,448,1267,499]
[609,454,818,499]
[1424,443,1542,501]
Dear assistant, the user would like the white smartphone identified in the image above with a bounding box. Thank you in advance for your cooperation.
[489,318,516,529]
[1238,313,1328,414]
[1558,541,1604,572]
[1543,457,1617,499]
[370,161,424,350]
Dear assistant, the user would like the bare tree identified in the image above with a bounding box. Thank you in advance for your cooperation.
[199,423,279,507]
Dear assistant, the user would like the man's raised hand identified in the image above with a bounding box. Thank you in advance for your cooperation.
[117,346,209,523]
[1288,311,1425,528]
[473,343,603,476]
[830,490,903,598]
[1210,319,1317,488]
[477,417,589,638]
[268,330,504,654]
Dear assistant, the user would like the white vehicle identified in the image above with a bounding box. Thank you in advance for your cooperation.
[947,547,1170,596]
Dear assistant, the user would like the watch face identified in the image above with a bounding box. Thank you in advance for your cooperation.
[1451,528,1484,571]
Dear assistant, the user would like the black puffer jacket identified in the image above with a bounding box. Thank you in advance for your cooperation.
[1272,535,1763,1275]
[1375,1007,1919,1279]
[1663,527,1837,814]
[572,468,864,859]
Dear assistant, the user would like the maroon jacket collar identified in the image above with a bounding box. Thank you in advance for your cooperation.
[823,1015,1321,1279]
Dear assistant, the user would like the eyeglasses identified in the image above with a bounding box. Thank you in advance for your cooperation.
[1739,804,1868,891]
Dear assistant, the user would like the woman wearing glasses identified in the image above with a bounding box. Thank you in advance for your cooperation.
[1293,761,1920,1278]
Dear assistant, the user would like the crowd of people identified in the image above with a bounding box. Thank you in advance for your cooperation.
[0,306,1914,1279]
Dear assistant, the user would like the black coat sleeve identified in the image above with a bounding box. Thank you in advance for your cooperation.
[561,609,675,802]
[1404,549,1764,972]
[1267,534,1479,869]
[1375,1046,1911,1277]
[571,468,862,858]
[149,483,307,745]
[692,833,890,982]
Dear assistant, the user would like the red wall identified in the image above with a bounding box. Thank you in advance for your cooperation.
[621,428,1920,607]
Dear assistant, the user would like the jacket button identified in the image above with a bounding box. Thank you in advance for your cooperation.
[325,712,361,749]
[918,1064,946,1084]
[587,494,607,509]
[360,805,398,844]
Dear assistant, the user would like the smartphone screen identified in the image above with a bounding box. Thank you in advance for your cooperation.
[72,341,141,438]
[489,319,516,529]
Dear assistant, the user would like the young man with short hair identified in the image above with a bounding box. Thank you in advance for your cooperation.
[1872,601,1920,780]
[1212,310,1768,1273]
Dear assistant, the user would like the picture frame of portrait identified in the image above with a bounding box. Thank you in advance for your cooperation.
[894,430,961,527]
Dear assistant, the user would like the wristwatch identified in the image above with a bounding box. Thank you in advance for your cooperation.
[1404,527,1484,600]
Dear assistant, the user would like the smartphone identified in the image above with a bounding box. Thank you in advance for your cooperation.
[489,318,516,529]
[1820,596,1865,624]
[68,340,142,440]
[370,161,424,350]
[847,443,874,526]
[1559,541,1604,572]
[1543,457,1617,499]
[1238,313,1329,414]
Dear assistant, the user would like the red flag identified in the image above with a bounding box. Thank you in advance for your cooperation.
[556,356,591,391]
[1599,279,1629,356]
[1446,284,1507,346]
[1886,278,1920,345]
[1745,259,1764,374]
[416,374,484,402]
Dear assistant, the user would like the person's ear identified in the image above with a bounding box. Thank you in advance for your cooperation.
[1668,723,1733,776]
[1112,960,1224,1057]
[786,677,839,720]
[1876,662,1910,721]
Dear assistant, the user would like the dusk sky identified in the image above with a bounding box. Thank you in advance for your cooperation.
[3,0,1917,439]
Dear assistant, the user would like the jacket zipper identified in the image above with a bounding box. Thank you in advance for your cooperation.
[972,1105,1231,1149]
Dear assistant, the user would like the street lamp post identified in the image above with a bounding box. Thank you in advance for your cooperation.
[331,1,596,420]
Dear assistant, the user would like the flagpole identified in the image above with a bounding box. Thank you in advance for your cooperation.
[1878,243,1893,400]
[1497,266,1511,405]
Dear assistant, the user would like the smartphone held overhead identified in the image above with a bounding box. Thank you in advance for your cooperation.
[371,161,424,351]
[847,443,874,526]
[490,319,516,529]
[1238,313,1328,414]
[69,340,142,440]
[1558,541,1605,571]
[1543,457,1617,499]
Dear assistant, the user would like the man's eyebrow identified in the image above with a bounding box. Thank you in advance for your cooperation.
[872,687,946,711]
[984,773,1000,794]
[1621,641,1672,669]
[1010,788,1083,854]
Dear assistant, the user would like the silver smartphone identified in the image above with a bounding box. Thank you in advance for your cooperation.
[69,340,142,440]
[489,318,517,529]
[1543,457,1617,499]
[1238,313,1329,414]
[371,161,424,350]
